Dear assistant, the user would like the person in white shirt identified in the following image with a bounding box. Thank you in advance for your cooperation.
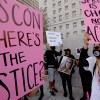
[79,33,100,100]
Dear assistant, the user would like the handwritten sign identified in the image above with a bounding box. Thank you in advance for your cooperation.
[0,0,44,100]
[46,31,62,46]
[80,0,100,43]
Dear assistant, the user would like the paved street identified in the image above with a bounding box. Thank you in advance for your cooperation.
[27,82,83,100]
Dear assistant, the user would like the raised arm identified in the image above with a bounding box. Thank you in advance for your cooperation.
[79,33,91,67]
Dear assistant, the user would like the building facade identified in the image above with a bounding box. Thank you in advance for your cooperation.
[17,0,39,9]
[39,0,93,58]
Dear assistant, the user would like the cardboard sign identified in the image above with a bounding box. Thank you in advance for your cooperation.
[58,56,74,75]
[46,31,62,46]
[80,0,100,44]
[76,48,82,55]
[0,0,44,100]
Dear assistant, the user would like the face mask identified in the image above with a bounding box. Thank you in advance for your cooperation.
[51,46,55,51]
[93,49,100,58]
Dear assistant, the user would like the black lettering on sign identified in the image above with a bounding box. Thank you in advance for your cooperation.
[0,1,9,23]
[12,4,23,26]
[21,67,26,92]
[0,52,10,66]
[17,31,28,46]
[0,73,10,100]
[34,33,40,46]
[9,68,20,96]
[33,12,41,29]
[89,3,97,9]
[0,31,8,48]
[23,8,32,26]
[87,26,100,42]
[33,62,39,87]
[27,64,34,89]
[26,33,33,47]
[7,31,17,47]
[0,51,26,66]
[91,18,100,25]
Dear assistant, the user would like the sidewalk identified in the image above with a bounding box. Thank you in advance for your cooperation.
[28,82,83,100]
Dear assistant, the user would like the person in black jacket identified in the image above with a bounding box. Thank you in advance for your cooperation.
[79,33,92,100]
[58,49,75,100]
[44,45,63,96]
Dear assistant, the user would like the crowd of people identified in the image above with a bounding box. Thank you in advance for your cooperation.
[23,32,100,100]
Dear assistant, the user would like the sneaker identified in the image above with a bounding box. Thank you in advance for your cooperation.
[53,88,58,93]
[69,96,75,100]
[80,96,87,100]
[63,92,67,97]
[38,94,44,100]
[24,96,28,100]
[50,90,56,96]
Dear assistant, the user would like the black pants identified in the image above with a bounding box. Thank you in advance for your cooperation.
[40,85,44,95]
[79,68,92,98]
[59,72,73,97]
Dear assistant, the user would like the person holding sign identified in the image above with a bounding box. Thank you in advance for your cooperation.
[44,45,63,96]
[79,33,100,100]
[65,58,73,74]
[58,49,75,100]
[58,57,74,75]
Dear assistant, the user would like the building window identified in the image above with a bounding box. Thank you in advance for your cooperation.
[59,8,62,13]
[53,3,55,8]
[73,22,77,27]
[72,11,76,18]
[54,27,56,31]
[81,30,85,33]
[65,6,68,10]
[53,10,56,15]
[64,0,68,3]
[59,15,62,21]
[59,25,62,30]
[66,32,69,38]
[81,21,84,26]
[80,9,82,15]
[65,13,69,19]
[44,0,47,5]
[73,31,77,35]
[61,34,63,39]
[72,3,76,8]
[58,1,61,6]
[53,17,56,23]
[44,7,47,12]
[66,24,69,29]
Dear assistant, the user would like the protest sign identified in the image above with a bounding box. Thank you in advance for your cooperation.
[80,0,100,44]
[46,31,62,46]
[58,56,74,75]
[76,48,82,55]
[0,0,44,100]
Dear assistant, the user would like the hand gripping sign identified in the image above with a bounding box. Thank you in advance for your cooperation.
[0,0,44,100]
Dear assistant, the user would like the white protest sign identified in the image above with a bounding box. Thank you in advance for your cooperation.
[46,31,62,46]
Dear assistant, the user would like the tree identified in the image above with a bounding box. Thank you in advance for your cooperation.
[40,8,49,44]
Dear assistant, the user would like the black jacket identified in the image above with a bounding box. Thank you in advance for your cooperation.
[79,48,89,71]
[44,49,62,68]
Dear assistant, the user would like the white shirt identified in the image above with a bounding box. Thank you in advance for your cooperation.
[87,57,100,100]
